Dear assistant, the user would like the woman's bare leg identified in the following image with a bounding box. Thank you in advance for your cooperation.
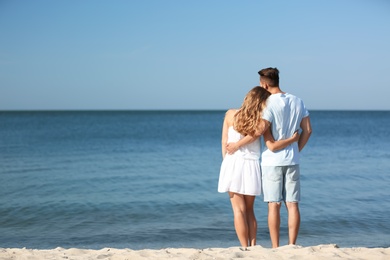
[244,195,257,246]
[229,192,249,247]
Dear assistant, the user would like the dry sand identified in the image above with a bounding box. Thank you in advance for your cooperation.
[1,244,389,260]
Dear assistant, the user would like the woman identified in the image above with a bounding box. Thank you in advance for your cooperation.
[218,86,299,248]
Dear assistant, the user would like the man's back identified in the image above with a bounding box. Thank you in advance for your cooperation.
[257,67,312,248]
[261,92,309,166]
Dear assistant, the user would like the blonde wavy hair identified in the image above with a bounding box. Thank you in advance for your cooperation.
[234,86,271,137]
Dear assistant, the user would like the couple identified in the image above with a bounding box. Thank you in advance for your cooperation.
[218,67,312,249]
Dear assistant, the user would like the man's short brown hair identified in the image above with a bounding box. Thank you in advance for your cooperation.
[258,67,279,87]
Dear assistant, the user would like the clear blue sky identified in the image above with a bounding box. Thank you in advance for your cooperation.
[1,0,389,111]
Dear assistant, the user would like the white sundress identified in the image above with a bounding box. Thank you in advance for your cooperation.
[218,126,262,196]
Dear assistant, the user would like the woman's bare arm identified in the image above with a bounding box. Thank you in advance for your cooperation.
[221,115,229,158]
[221,109,237,158]
[264,128,300,152]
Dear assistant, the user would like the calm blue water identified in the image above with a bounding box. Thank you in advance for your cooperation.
[0,110,389,249]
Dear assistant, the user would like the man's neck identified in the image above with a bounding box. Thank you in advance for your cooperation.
[268,86,284,94]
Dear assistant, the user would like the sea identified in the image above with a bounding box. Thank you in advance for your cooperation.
[0,110,389,250]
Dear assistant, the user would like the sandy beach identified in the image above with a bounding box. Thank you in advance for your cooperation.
[1,244,389,260]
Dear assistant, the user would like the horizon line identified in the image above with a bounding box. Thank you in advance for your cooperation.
[1,109,389,113]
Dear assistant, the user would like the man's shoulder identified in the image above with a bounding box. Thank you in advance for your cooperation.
[268,93,308,113]
[267,93,299,105]
[269,92,300,100]
[284,92,300,99]
[284,93,307,105]
[284,93,309,115]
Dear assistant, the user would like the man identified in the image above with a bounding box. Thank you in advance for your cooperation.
[226,67,312,247]
[258,67,312,248]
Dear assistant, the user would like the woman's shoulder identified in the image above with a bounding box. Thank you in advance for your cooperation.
[225,109,238,118]
[225,109,238,116]
[224,109,238,125]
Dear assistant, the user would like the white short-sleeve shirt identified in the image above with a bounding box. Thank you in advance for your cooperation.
[261,93,309,166]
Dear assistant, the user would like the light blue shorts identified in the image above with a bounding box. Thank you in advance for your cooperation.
[262,165,300,203]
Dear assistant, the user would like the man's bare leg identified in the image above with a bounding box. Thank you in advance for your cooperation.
[268,202,281,248]
[286,202,300,245]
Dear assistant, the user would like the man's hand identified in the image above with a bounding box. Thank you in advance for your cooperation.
[226,142,239,154]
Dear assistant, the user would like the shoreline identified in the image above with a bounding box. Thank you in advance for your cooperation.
[1,244,389,260]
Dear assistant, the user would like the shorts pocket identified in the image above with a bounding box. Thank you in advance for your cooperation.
[287,167,300,181]
[266,170,282,182]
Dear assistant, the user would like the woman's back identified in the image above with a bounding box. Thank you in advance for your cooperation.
[227,126,260,160]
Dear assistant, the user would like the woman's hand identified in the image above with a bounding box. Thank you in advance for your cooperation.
[292,130,300,142]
